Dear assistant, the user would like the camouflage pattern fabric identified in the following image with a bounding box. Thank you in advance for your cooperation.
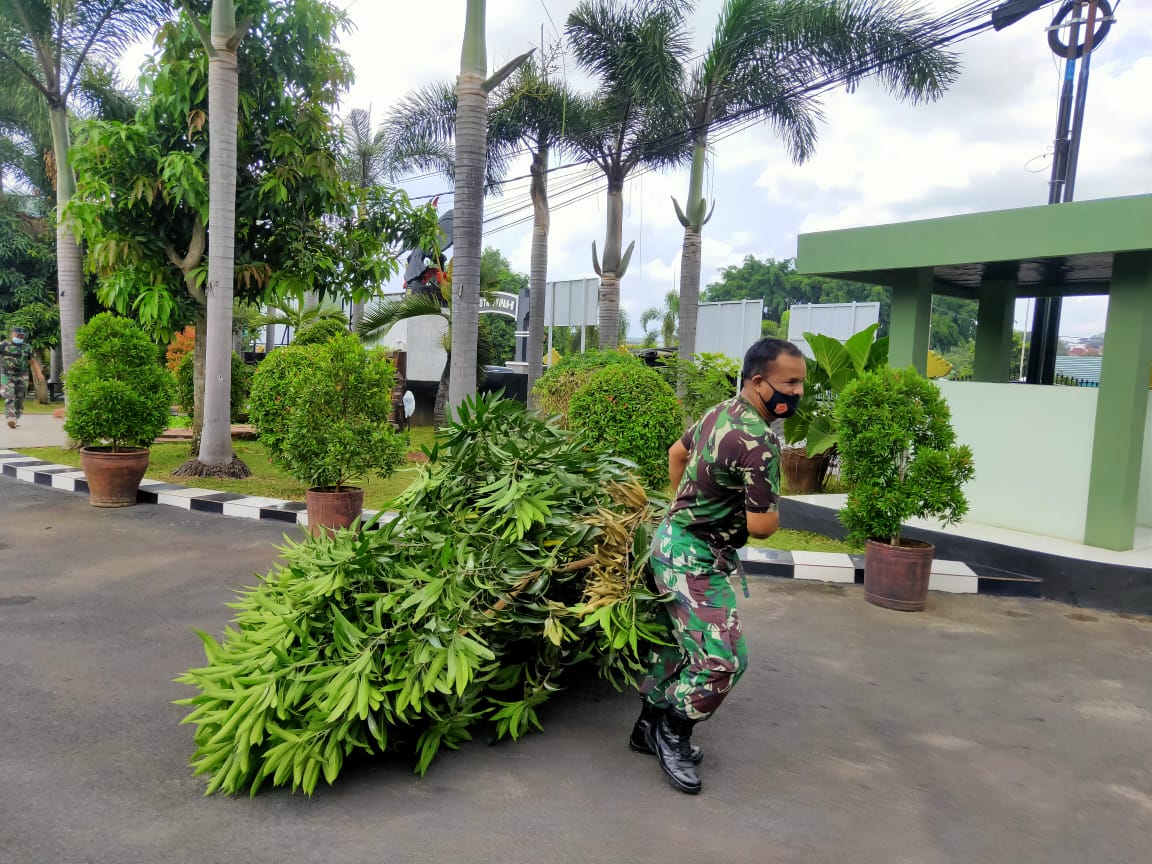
[1,341,33,422]
[668,395,781,551]
[640,520,748,720]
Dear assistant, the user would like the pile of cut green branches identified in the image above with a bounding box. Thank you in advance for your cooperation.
[177,395,667,796]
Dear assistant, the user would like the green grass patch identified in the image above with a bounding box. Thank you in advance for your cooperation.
[18,432,435,510]
[748,529,862,554]
[19,401,60,415]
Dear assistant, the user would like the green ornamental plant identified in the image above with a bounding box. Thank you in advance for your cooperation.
[532,348,641,425]
[292,317,349,346]
[835,366,975,545]
[659,352,740,423]
[249,334,404,490]
[64,313,172,450]
[784,323,889,457]
[567,363,683,488]
[174,351,251,422]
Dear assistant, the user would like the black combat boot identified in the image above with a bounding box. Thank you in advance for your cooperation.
[646,707,702,794]
[629,701,703,764]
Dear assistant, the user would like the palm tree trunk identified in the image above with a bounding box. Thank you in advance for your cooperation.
[677,137,708,368]
[191,304,208,455]
[448,1,489,418]
[526,144,549,405]
[597,180,625,348]
[184,0,249,478]
[50,106,83,380]
[433,352,451,429]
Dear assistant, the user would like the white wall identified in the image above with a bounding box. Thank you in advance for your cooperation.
[370,316,448,383]
[936,381,1098,542]
[1138,394,1152,529]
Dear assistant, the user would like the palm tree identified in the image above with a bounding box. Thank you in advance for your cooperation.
[673,0,959,365]
[382,54,569,404]
[0,0,172,377]
[338,106,388,330]
[176,0,250,478]
[358,258,499,428]
[256,295,346,337]
[640,290,679,348]
[448,0,531,419]
[564,0,693,349]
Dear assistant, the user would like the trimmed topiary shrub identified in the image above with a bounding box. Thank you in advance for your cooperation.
[533,349,641,426]
[249,334,405,489]
[174,350,252,422]
[293,317,348,346]
[567,363,683,488]
[64,313,172,450]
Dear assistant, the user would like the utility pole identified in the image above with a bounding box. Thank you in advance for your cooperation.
[992,0,1114,384]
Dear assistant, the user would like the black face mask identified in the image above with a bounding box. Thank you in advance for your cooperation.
[757,382,801,420]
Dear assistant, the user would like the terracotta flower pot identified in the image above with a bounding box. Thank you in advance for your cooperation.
[80,446,150,508]
[781,447,831,494]
[305,486,365,537]
[863,538,934,612]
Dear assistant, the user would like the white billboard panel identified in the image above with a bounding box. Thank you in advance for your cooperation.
[788,302,880,358]
[544,278,599,328]
[694,299,764,362]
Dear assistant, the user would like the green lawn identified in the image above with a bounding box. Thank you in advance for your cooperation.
[19,428,439,510]
[748,529,862,554]
[19,401,60,415]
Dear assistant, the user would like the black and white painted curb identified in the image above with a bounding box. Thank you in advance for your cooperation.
[2,449,1022,597]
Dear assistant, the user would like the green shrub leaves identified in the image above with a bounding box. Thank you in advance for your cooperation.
[177,395,666,795]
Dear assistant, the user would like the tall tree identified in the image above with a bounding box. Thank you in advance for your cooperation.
[382,52,567,402]
[564,0,693,348]
[338,106,387,330]
[640,289,679,347]
[67,0,438,454]
[0,0,171,377]
[674,0,958,364]
[448,0,530,417]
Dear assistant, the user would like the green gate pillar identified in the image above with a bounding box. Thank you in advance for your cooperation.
[973,280,1017,382]
[889,267,933,375]
[1084,251,1152,551]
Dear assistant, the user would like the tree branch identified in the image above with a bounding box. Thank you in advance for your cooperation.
[0,47,52,102]
[8,0,58,93]
[64,1,123,99]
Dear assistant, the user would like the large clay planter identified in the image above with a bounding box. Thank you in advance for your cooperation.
[781,447,832,494]
[863,538,934,612]
[80,446,150,508]
[306,486,365,537]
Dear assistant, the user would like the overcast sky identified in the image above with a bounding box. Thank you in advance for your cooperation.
[129,1,1152,339]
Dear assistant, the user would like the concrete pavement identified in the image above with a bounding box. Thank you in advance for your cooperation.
[2,476,1151,864]
[0,410,68,449]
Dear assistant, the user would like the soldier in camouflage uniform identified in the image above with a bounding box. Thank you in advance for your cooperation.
[630,338,807,794]
[1,325,42,429]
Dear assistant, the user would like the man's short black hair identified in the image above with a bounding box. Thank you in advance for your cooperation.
[741,338,803,384]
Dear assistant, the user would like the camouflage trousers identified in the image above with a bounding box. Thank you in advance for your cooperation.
[639,520,748,721]
[1,373,27,421]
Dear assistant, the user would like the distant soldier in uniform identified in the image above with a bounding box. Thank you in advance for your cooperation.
[1,325,43,429]
[630,338,806,794]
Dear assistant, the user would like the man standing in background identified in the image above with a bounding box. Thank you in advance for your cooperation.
[1,325,43,429]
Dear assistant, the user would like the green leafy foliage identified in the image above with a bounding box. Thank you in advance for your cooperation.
[835,366,975,545]
[248,335,404,489]
[0,203,58,351]
[658,352,740,422]
[292,317,349,346]
[532,349,641,424]
[783,323,888,458]
[176,395,666,794]
[64,313,172,449]
[174,351,252,421]
[567,363,683,488]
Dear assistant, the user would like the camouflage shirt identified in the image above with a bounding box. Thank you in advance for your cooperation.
[668,395,781,550]
[0,340,33,377]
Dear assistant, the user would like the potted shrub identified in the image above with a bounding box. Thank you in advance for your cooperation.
[64,313,173,507]
[248,334,406,535]
[834,366,974,611]
[782,324,887,493]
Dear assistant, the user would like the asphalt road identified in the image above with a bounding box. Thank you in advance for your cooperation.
[2,476,1151,864]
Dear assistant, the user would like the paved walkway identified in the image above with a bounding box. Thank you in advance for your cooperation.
[0,410,67,449]
[2,477,1151,864]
